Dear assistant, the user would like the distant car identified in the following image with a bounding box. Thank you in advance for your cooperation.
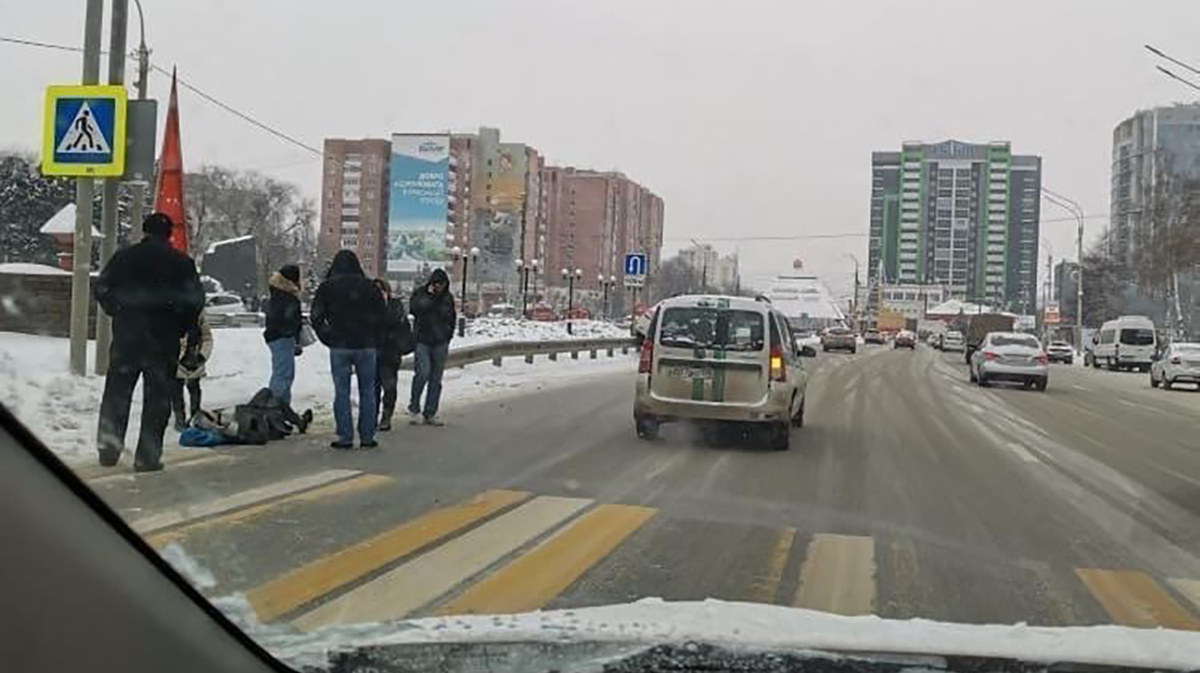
[942,330,965,352]
[930,332,945,350]
[862,329,884,345]
[1150,342,1200,390]
[1045,340,1074,364]
[821,327,857,353]
[530,305,557,322]
[204,293,246,316]
[968,332,1048,391]
[894,330,916,349]
[633,294,813,450]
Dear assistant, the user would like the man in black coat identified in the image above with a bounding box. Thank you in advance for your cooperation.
[95,212,205,471]
[263,263,304,406]
[408,268,456,425]
[311,250,386,449]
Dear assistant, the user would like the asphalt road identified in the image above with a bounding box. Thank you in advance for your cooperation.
[85,344,1200,634]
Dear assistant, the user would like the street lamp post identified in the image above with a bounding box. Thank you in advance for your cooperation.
[563,267,582,334]
[604,274,617,320]
[516,258,539,318]
[452,246,479,337]
[1042,189,1086,349]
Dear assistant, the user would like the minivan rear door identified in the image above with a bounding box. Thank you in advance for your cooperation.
[652,303,767,404]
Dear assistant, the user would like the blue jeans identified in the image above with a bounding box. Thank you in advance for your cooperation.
[330,348,377,444]
[409,342,449,419]
[267,337,296,406]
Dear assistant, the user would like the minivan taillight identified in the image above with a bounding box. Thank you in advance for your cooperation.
[769,345,786,382]
[638,339,654,374]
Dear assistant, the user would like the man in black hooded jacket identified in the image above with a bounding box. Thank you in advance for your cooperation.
[408,268,456,425]
[311,250,386,449]
[95,212,205,471]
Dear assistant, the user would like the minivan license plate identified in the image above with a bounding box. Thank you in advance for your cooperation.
[668,365,713,380]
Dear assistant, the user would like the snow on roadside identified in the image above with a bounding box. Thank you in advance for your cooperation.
[0,323,633,467]
[455,317,627,347]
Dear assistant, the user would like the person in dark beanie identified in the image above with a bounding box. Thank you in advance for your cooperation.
[263,263,303,406]
[408,267,456,426]
[95,212,205,471]
[373,278,412,431]
[311,250,386,449]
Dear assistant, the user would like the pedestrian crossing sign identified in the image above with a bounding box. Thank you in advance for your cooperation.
[41,84,127,177]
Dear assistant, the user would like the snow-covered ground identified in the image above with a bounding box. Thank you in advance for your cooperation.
[0,320,633,467]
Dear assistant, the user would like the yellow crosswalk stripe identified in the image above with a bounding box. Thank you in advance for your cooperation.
[1167,578,1200,614]
[290,495,588,630]
[793,534,875,615]
[147,474,393,548]
[247,489,530,623]
[436,503,656,616]
[749,527,795,605]
[1076,569,1200,630]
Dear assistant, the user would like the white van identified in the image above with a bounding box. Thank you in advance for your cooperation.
[1092,315,1156,372]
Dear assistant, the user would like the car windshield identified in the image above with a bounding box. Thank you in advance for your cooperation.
[9,3,1200,672]
[1120,328,1155,346]
[658,307,764,351]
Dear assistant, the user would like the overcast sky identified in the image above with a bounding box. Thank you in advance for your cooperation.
[3,0,1200,296]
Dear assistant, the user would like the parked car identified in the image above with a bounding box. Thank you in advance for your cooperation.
[863,328,885,345]
[968,332,1048,391]
[1150,342,1200,390]
[1045,340,1074,364]
[529,305,557,322]
[1093,315,1156,372]
[894,330,916,349]
[203,293,246,316]
[633,295,814,450]
[821,327,857,353]
[942,330,965,352]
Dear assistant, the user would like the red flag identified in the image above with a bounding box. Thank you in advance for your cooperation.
[154,67,188,253]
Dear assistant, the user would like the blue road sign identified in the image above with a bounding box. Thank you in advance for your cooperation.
[42,85,127,177]
[624,253,648,277]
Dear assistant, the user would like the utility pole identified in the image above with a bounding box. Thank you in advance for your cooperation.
[95,0,129,375]
[129,0,150,231]
[69,0,105,376]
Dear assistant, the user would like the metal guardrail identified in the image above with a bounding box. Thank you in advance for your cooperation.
[402,336,640,370]
[206,312,265,328]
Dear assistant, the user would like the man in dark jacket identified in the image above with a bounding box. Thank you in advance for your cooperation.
[408,267,456,425]
[311,250,386,449]
[263,264,303,406]
[373,278,411,432]
[95,212,205,471]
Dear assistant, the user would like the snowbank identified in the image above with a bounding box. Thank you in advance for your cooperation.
[248,598,1200,671]
[0,324,633,466]
[456,317,627,347]
[0,262,71,275]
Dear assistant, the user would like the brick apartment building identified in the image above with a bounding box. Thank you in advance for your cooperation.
[317,138,391,277]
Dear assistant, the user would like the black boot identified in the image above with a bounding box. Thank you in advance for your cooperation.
[299,409,313,434]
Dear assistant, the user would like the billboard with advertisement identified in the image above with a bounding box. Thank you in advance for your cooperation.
[387,133,449,274]
[475,143,527,282]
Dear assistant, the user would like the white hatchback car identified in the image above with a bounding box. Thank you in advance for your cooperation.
[1150,342,1200,390]
[634,295,814,450]
[969,331,1049,391]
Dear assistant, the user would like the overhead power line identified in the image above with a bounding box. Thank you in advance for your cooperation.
[0,34,324,160]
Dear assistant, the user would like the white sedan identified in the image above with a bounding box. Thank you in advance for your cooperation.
[968,332,1049,391]
[1150,342,1200,390]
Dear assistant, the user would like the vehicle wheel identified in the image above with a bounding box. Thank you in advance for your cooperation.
[791,397,805,428]
[850,347,857,354]
[1034,378,1048,392]
[1066,358,1073,366]
[1140,365,1151,373]
[1164,378,1174,391]
[969,366,977,383]
[978,374,990,387]
[769,422,791,451]
[635,414,660,440]
[822,346,829,352]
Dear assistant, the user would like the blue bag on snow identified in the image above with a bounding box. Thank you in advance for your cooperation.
[179,427,226,448]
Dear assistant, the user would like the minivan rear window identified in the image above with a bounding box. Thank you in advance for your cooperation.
[1119,329,1154,346]
[992,335,1040,348]
[658,307,764,351]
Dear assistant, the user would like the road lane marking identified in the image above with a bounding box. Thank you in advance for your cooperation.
[292,495,591,630]
[128,468,362,534]
[1167,579,1200,614]
[1071,384,1092,392]
[1117,398,1171,416]
[793,534,875,615]
[1076,569,1200,630]
[86,454,238,485]
[1005,442,1041,464]
[247,489,529,623]
[146,474,394,548]
[749,527,795,605]
[435,503,656,615]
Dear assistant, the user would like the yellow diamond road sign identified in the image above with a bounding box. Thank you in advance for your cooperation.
[42,84,128,177]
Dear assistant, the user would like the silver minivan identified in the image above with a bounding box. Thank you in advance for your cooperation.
[633,295,814,450]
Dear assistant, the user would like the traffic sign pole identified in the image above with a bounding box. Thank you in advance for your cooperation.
[95,0,129,376]
[69,0,104,377]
